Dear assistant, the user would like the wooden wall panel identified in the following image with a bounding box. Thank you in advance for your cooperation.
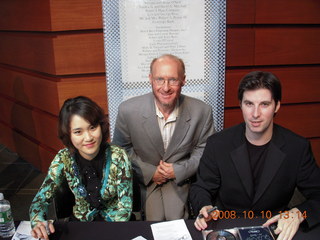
[0,98,63,151]
[0,66,60,115]
[224,104,320,139]
[256,0,320,24]
[270,67,320,104]
[15,129,56,172]
[224,108,242,128]
[33,111,63,151]
[225,69,253,107]
[0,32,104,75]
[39,147,56,173]
[10,130,42,170]
[0,0,51,31]
[225,67,320,107]
[226,28,255,66]
[0,121,57,172]
[57,80,108,113]
[53,33,105,75]
[255,27,320,66]
[0,122,15,153]
[0,32,55,73]
[51,0,103,31]
[275,104,320,138]
[226,0,255,24]
[0,0,102,31]
[0,122,57,171]
[0,66,107,116]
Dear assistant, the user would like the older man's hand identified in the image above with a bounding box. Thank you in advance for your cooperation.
[158,160,175,179]
[152,165,168,185]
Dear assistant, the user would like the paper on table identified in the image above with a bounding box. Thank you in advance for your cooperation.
[11,221,37,240]
[151,219,192,240]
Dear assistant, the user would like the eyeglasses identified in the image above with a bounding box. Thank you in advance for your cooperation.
[153,77,181,86]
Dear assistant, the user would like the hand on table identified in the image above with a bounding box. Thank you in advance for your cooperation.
[263,207,305,240]
[31,220,55,240]
[194,205,219,231]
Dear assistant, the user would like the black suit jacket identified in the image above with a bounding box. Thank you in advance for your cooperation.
[190,123,320,228]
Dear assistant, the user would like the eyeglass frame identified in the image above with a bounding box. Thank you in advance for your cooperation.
[151,77,183,86]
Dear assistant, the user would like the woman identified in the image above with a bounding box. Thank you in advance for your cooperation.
[29,96,132,239]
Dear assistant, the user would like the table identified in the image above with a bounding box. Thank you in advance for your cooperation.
[49,218,320,240]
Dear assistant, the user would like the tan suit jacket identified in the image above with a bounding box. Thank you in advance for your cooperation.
[113,93,214,219]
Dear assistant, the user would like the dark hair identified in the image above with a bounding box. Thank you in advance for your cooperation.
[150,54,185,76]
[58,96,109,153]
[238,71,282,105]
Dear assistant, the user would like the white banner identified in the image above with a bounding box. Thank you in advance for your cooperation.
[119,0,205,83]
[102,0,226,137]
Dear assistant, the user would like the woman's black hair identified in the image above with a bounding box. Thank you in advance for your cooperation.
[58,96,109,153]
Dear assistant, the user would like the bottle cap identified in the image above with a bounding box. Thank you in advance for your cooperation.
[0,193,3,200]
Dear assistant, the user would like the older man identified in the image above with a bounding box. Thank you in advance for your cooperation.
[113,54,214,220]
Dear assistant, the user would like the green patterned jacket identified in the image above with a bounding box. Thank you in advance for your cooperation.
[29,144,132,228]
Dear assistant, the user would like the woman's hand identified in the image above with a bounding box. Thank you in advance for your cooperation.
[31,220,55,240]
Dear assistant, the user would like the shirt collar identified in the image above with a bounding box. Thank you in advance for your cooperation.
[155,100,179,121]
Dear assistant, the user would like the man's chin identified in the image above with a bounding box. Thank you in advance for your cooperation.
[160,101,175,108]
[156,97,175,107]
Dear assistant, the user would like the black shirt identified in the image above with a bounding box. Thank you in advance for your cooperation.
[246,140,270,197]
[75,146,105,210]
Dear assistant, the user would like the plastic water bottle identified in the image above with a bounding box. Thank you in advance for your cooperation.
[0,193,15,238]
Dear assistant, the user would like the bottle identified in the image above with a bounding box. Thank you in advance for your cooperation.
[0,193,15,238]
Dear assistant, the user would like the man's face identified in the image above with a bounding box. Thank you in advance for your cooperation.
[149,57,185,111]
[241,88,280,141]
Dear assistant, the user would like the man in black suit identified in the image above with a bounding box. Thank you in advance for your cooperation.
[190,71,320,240]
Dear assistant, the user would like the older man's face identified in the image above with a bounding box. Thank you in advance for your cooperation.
[149,57,185,111]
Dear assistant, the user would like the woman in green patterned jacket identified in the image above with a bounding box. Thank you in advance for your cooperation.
[29,96,132,240]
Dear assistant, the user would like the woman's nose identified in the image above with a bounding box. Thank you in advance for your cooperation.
[84,131,93,141]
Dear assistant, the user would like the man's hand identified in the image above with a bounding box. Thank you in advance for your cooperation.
[194,205,219,231]
[31,220,55,240]
[152,165,168,185]
[158,160,175,179]
[263,208,305,240]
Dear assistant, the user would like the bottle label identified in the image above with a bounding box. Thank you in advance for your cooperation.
[0,210,13,223]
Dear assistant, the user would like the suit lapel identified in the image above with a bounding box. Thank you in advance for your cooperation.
[231,143,254,200]
[163,95,190,160]
[142,94,165,158]
[252,128,286,205]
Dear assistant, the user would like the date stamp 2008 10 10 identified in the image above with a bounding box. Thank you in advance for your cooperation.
[209,210,307,220]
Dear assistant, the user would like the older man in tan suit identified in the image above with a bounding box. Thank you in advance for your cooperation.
[113,54,214,220]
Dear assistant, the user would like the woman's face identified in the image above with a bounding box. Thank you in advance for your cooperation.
[70,114,102,160]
